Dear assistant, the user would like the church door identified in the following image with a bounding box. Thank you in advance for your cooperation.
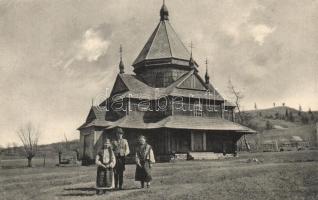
[192,131,205,151]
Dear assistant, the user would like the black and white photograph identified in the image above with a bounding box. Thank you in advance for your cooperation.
[0,0,317,199]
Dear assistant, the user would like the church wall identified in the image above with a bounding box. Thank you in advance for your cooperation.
[169,129,191,153]
[79,127,94,165]
[171,99,234,119]
[80,127,243,163]
[80,127,109,165]
[93,128,104,157]
[205,132,241,154]
[79,127,91,160]
[138,66,188,87]
[164,129,241,155]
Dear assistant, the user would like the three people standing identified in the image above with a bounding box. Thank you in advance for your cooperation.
[95,130,155,194]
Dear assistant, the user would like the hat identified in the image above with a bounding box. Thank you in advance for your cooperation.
[116,127,124,134]
[104,139,111,145]
[138,135,146,141]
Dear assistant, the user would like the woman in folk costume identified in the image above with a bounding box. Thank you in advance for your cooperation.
[135,135,155,188]
[95,139,116,195]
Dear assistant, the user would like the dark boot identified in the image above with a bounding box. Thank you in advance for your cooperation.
[141,181,144,188]
[114,173,119,189]
[119,171,124,190]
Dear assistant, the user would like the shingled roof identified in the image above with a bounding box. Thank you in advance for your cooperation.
[78,106,108,129]
[101,113,255,134]
[111,72,228,102]
[133,4,191,68]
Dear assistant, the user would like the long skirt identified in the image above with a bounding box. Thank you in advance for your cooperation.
[135,161,152,182]
[96,167,115,189]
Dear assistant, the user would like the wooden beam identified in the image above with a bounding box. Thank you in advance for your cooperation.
[203,132,207,151]
[166,129,171,153]
[191,131,194,151]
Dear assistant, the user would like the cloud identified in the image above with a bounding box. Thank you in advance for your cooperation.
[75,27,111,62]
[249,24,275,45]
[55,24,113,73]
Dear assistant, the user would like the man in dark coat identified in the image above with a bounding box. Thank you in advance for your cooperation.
[112,127,130,190]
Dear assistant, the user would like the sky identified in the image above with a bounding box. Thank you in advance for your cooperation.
[0,0,317,146]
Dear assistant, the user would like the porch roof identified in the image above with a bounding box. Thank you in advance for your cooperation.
[162,116,255,133]
[101,114,255,134]
[77,119,112,130]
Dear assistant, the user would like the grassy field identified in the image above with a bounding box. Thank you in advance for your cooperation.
[1,150,317,200]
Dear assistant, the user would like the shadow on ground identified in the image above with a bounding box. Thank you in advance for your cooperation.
[64,187,96,192]
[60,186,141,197]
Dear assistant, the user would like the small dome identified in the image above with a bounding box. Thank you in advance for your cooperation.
[160,4,169,21]
[205,72,210,83]
[119,60,124,74]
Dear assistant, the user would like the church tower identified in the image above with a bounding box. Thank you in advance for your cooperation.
[132,2,197,87]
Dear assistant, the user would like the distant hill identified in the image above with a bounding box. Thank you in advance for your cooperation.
[243,106,317,128]
[239,106,318,150]
[0,140,79,160]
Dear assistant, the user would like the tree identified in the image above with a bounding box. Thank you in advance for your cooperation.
[53,134,71,165]
[16,122,40,167]
[282,102,285,107]
[308,108,312,114]
[275,112,280,119]
[301,115,309,124]
[288,111,294,122]
[254,103,257,110]
[6,143,11,154]
[71,140,80,161]
[53,142,63,165]
[228,80,251,151]
[298,105,302,116]
[266,120,273,130]
[285,109,289,119]
[273,102,276,107]
[308,108,315,121]
[11,142,18,155]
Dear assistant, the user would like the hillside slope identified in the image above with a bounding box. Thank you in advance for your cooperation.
[240,106,317,149]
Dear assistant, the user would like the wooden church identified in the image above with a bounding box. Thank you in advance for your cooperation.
[78,3,255,164]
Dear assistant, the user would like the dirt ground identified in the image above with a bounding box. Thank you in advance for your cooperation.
[1,150,317,200]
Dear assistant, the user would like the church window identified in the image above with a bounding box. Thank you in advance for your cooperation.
[194,100,203,117]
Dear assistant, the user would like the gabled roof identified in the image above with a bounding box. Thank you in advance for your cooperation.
[115,74,160,99]
[111,72,229,102]
[86,106,106,122]
[165,71,225,101]
[133,14,191,67]
[78,106,107,130]
[110,75,129,96]
[177,73,207,91]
